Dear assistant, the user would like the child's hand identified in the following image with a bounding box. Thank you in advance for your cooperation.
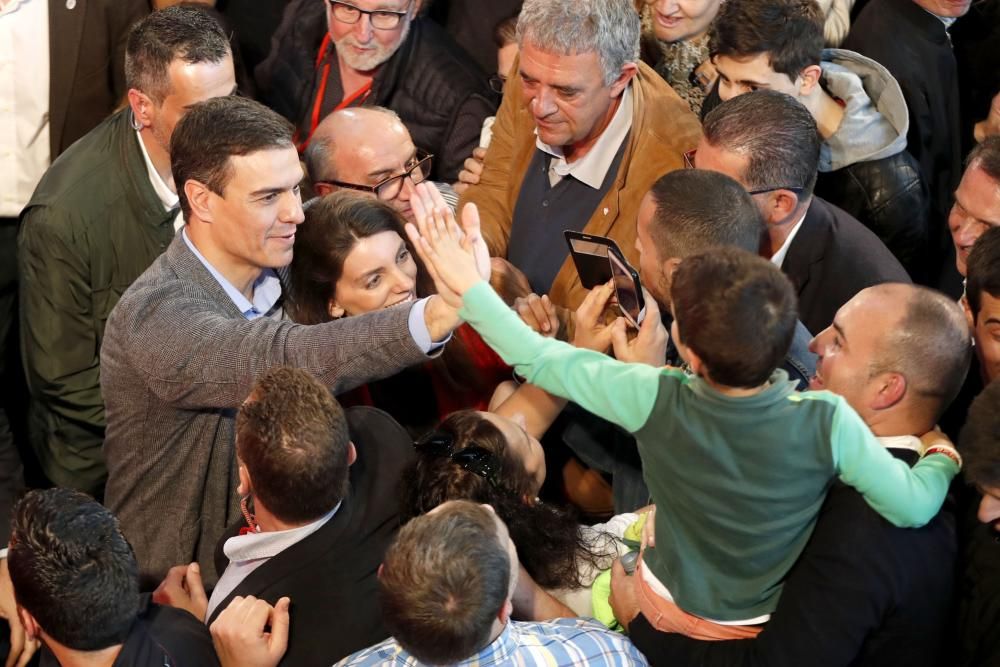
[406,183,489,307]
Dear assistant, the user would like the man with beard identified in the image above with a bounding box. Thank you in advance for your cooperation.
[16,6,237,497]
[256,0,496,182]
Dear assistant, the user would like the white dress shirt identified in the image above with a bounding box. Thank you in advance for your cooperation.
[0,0,50,216]
[136,127,185,231]
[769,211,809,268]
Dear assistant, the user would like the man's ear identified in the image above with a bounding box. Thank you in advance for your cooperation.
[961,292,975,330]
[798,65,823,96]
[609,62,639,98]
[127,89,154,129]
[685,346,708,379]
[185,179,215,223]
[663,257,682,280]
[498,598,513,625]
[871,372,907,410]
[346,441,357,467]
[761,190,801,225]
[237,461,251,496]
[18,607,40,642]
[314,182,335,197]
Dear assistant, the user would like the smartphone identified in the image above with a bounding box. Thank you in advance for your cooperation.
[609,248,646,328]
[564,231,628,289]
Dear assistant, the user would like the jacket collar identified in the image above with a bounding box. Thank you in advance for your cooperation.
[113,109,178,231]
[781,197,830,298]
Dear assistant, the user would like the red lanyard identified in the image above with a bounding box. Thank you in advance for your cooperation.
[295,33,374,152]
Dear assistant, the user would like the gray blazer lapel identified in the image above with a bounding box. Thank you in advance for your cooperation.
[48,0,86,162]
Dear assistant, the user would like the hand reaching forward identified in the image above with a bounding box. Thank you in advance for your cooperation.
[210,595,290,667]
[572,281,618,353]
[515,293,559,337]
[407,182,490,308]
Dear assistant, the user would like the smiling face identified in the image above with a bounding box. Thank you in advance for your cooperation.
[201,147,305,279]
[808,288,906,416]
[518,40,633,160]
[329,230,418,317]
[647,0,723,43]
[327,0,413,73]
[480,411,546,498]
[949,163,1000,277]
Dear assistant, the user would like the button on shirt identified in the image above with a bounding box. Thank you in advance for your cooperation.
[0,0,50,216]
[338,617,649,666]
[205,503,341,620]
[536,86,634,189]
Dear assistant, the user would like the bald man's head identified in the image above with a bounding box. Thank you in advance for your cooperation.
[305,107,423,220]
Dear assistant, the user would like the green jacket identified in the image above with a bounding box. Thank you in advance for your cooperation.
[18,108,176,494]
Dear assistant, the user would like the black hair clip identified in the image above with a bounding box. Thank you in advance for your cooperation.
[414,431,501,487]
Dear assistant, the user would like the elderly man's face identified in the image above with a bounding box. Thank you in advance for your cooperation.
[949,163,1000,277]
[808,288,906,417]
[518,40,632,159]
[327,0,414,73]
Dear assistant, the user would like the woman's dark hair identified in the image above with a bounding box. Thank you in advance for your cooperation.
[400,410,615,590]
[287,191,429,324]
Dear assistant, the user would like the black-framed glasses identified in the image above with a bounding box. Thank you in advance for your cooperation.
[414,431,501,487]
[488,74,507,95]
[326,0,410,30]
[316,152,432,201]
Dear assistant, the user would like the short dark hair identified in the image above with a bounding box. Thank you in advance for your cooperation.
[967,226,1000,322]
[671,246,798,387]
[960,379,1000,489]
[703,90,821,198]
[709,0,824,80]
[170,95,294,218]
[869,286,972,420]
[7,489,139,651]
[966,135,1000,182]
[124,6,231,103]
[494,14,519,48]
[380,501,511,664]
[646,169,764,259]
[236,366,350,524]
[288,192,412,324]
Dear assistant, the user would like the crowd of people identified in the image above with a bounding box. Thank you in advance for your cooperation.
[1,0,999,664]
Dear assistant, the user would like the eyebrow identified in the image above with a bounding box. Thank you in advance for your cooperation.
[367,150,418,180]
[833,321,847,344]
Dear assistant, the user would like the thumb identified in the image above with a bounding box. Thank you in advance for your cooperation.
[460,202,482,240]
[186,563,207,607]
[268,597,292,656]
[610,318,629,358]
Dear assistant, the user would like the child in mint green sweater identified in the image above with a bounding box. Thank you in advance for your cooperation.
[405,198,960,638]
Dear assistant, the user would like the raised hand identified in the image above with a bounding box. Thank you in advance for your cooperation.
[515,293,559,337]
[210,595,290,667]
[152,562,208,621]
[406,182,488,307]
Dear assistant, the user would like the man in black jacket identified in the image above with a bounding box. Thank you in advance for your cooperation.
[256,0,496,182]
[844,0,970,280]
[0,488,219,667]
[610,282,971,667]
[708,0,930,282]
[695,90,911,335]
[155,366,415,665]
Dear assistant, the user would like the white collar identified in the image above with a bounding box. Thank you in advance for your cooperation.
[534,84,633,190]
[769,210,809,268]
[222,502,341,563]
[136,128,179,213]
[878,434,925,455]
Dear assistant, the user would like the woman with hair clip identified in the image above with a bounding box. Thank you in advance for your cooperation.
[287,188,535,436]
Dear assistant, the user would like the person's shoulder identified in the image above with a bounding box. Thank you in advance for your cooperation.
[398,19,492,99]
[807,197,910,278]
[511,618,648,663]
[334,637,406,666]
[120,597,220,667]
[23,111,132,219]
[346,406,416,480]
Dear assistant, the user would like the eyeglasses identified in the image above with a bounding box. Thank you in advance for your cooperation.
[327,0,410,30]
[414,431,501,487]
[316,152,433,201]
[488,74,507,95]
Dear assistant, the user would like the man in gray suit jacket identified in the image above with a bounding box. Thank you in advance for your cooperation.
[101,95,476,587]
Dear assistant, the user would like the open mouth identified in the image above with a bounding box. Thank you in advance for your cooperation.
[387,292,416,308]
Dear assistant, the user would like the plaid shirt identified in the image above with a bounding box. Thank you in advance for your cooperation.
[336,617,649,666]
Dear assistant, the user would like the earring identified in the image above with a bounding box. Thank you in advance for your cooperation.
[129,108,143,131]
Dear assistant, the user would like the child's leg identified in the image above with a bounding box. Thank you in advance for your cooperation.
[634,559,763,641]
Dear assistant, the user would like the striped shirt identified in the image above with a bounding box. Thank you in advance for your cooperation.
[335,617,648,666]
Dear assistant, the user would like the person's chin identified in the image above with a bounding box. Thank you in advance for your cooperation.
[808,374,824,391]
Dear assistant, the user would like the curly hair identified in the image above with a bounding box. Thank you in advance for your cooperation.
[400,410,616,590]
